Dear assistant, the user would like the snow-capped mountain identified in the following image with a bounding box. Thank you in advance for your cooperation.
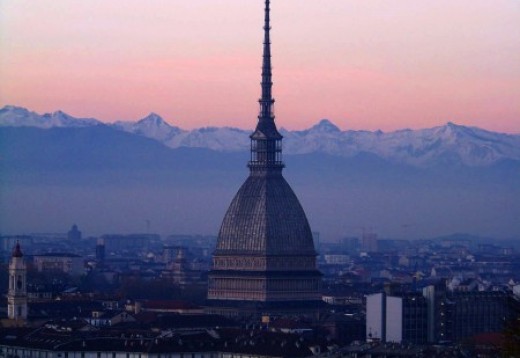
[109,114,520,166]
[113,113,185,142]
[370,122,520,166]
[113,114,249,152]
[0,105,101,128]
[165,127,250,152]
[283,120,520,167]
[2,105,519,167]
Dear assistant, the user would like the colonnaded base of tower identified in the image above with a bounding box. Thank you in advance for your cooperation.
[204,299,326,320]
[206,268,324,319]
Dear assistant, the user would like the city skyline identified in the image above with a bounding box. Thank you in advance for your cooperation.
[1,0,519,347]
[1,0,519,133]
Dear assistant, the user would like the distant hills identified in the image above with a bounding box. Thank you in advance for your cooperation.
[0,105,519,239]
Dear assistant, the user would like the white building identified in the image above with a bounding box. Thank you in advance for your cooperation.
[366,292,427,344]
[7,243,28,321]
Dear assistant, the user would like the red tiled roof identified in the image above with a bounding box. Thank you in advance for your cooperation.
[473,332,505,347]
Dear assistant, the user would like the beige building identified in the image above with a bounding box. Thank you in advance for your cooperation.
[33,253,84,276]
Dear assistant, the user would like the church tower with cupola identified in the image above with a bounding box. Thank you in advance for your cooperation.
[7,242,28,321]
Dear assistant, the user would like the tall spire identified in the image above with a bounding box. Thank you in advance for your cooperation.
[12,242,23,258]
[260,0,274,120]
[249,0,283,170]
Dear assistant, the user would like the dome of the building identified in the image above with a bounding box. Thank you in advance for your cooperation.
[215,172,316,257]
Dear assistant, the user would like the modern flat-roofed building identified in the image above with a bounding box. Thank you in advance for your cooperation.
[423,283,509,343]
[366,292,427,344]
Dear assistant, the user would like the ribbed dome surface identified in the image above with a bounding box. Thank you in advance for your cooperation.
[215,172,316,256]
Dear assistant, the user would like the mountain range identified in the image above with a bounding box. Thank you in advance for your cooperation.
[2,105,519,167]
[0,105,519,239]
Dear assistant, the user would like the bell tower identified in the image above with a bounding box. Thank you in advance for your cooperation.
[7,242,28,322]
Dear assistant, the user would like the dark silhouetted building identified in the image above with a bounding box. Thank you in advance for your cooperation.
[101,234,157,252]
[423,283,509,343]
[67,224,82,241]
[96,237,106,263]
[362,232,378,253]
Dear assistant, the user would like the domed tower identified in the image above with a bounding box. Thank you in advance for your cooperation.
[207,0,322,317]
[8,242,28,322]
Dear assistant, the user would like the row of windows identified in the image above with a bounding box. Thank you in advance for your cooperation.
[213,257,314,270]
[209,278,320,291]
[209,279,264,291]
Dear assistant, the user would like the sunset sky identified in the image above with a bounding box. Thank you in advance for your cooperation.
[1,0,519,132]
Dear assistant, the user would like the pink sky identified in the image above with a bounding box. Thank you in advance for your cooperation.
[1,0,519,132]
